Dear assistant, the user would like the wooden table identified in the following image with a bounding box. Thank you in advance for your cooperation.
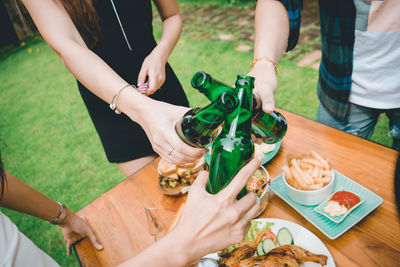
[74,110,400,267]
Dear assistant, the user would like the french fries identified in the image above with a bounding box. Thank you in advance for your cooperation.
[283,151,333,191]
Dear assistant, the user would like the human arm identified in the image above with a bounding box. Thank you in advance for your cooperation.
[138,0,182,95]
[118,153,264,267]
[248,0,290,113]
[0,172,103,255]
[21,0,204,164]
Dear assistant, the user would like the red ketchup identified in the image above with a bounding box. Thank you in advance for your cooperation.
[330,191,360,209]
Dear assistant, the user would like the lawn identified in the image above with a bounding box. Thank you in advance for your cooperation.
[0,1,393,266]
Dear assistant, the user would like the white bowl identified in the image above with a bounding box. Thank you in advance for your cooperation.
[283,170,335,206]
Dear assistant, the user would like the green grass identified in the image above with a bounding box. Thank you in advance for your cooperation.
[0,3,394,267]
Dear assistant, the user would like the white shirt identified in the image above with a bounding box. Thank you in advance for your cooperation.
[350,0,400,109]
[0,211,59,267]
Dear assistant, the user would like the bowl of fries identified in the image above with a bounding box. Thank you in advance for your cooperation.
[282,151,334,206]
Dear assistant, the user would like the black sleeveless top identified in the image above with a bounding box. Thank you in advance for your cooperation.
[77,0,189,163]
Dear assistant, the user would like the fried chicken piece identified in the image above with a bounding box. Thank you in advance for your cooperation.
[234,254,299,267]
[219,245,327,267]
[219,246,256,266]
[266,245,327,266]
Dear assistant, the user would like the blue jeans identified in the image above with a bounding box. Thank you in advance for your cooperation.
[317,103,400,151]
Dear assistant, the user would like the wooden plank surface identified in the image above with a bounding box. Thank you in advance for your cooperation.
[74,109,400,267]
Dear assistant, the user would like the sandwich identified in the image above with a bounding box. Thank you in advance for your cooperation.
[158,156,206,195]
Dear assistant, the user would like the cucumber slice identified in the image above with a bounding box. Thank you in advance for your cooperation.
[262,238,276,254]
[256,240,265,255]
[277,227,294,245]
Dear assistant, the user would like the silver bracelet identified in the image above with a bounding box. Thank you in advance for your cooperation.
[109,84,134,114]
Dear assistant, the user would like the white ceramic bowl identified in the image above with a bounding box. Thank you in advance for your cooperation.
[283,170,335,206]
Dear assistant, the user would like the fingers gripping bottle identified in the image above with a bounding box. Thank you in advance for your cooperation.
[191,71,287,144]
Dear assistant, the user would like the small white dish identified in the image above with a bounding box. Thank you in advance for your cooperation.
[314,188,364,223]
[283,170,335,206]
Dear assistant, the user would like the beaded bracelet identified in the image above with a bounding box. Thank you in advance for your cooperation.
[109,84,134,114]
[251,56,278,75]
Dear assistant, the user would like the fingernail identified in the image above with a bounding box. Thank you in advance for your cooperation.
[263,103,274,113]
[137,81,142,87]
[96,244,104,250]
[201,150,207,155]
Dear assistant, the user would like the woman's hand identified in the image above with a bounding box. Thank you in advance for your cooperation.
[58,210,103,256]
[248,61,277,114]
[133,100,206,164]
[171,154,264,263]
[137,45,168,96]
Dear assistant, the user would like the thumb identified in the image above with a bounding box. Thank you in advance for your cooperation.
[257,89,275,114]
[254,81,276,114]
[191,170,209,189]
[66,241,71,256]
[81,216,103,251]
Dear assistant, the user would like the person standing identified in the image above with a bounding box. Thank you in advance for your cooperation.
[250,0,400,151]
[21,0,205,177]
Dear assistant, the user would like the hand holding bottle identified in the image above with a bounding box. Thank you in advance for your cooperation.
[247,60,278,114]
[171,154,263,263]
[134,100,206,164]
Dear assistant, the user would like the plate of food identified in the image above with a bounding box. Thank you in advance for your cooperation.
[158,156,207,196]
[270,151,383,239]
[205,141,281,166]
[158,157,272,216]
[201,218,335,266]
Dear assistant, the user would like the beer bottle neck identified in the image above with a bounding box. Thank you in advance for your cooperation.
[191,71,234,102]
[223,87,253,137]
[193,91,238,123]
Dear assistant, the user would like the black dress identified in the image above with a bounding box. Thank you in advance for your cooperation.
[77,0,189,163]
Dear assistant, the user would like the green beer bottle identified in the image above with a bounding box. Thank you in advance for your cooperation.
[207,75,255,199]
[175,91,238,148]
[191,71,287,144]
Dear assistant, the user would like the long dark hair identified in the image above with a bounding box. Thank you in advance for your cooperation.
[60,0,101,48]
[0,151,6,201]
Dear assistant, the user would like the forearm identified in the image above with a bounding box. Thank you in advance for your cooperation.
[57,41,151,122]
[0,172,60,222]
[253,0,289,64]
[155,14,182,63]
[118,231,189,267]
[21,0,153,123]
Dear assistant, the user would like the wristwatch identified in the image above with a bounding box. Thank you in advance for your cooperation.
[49,202,67,225]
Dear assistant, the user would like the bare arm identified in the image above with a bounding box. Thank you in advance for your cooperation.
[248,0,290,113]
[138,0,183,94]
[0,172,103,255]
[119,154,263,267]
[21,0,204,164]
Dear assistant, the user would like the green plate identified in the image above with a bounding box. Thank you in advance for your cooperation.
[270,170,383,239]
[204,140,281,166]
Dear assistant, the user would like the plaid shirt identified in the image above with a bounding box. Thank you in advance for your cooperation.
[280,0,356,121]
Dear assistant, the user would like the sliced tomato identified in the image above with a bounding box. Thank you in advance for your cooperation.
[238,241,256,249]
[255,230,277,245]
